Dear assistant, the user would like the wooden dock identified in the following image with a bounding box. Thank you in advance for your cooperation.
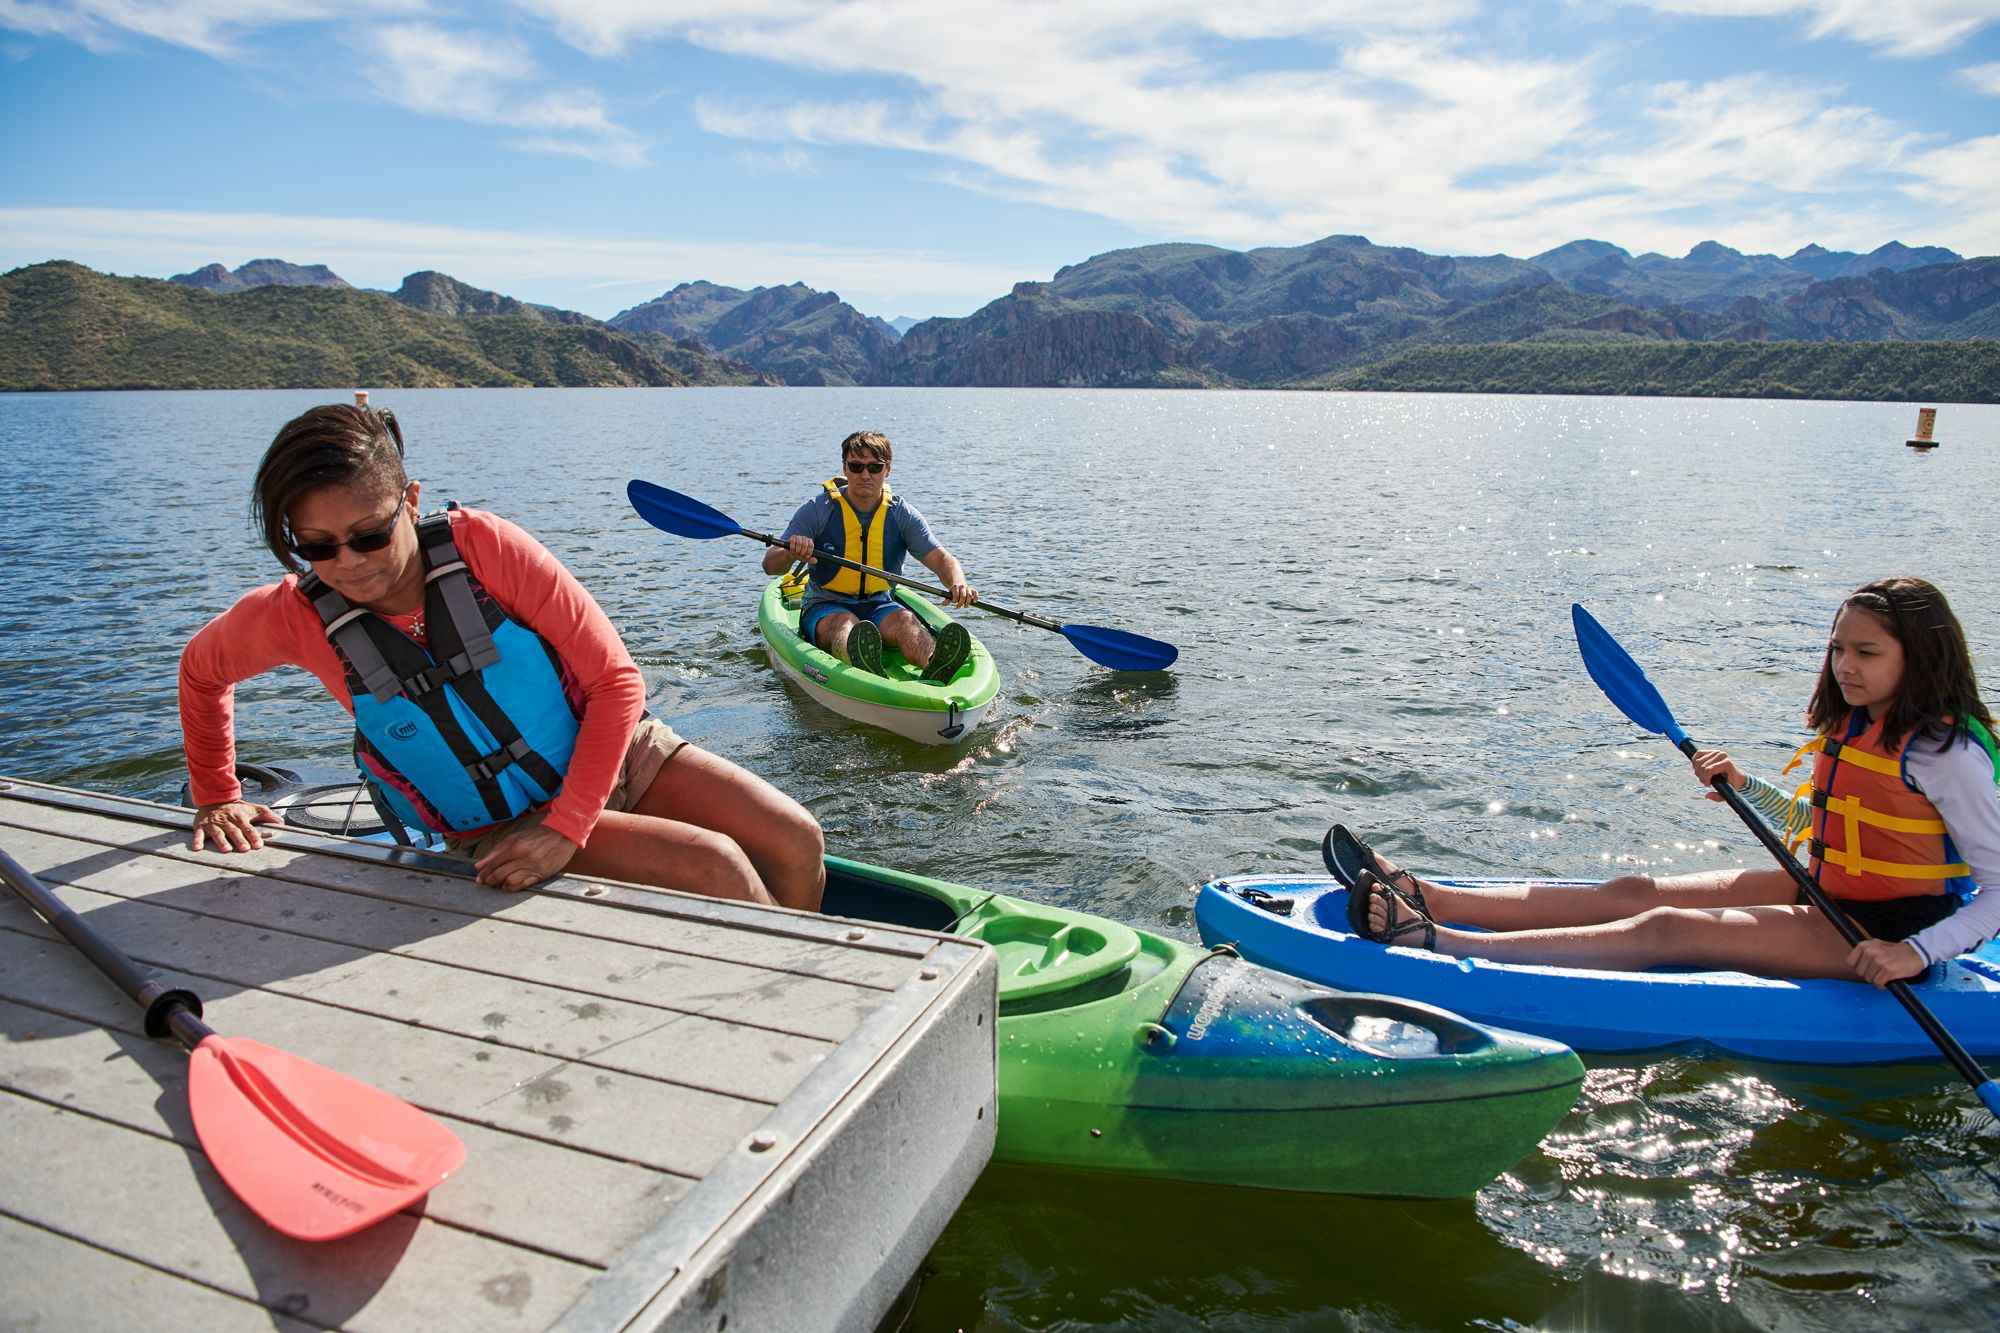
[0,777,996,1332]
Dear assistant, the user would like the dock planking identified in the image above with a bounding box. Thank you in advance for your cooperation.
[0,777,997,1331]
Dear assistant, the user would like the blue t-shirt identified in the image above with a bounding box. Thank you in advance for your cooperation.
[781,490,940,608]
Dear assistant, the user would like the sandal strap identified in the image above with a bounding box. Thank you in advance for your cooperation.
[1356,870,1435,948]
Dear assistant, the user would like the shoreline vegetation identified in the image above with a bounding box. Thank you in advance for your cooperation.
[5,252,1997,403]
[1317,340,2000,402]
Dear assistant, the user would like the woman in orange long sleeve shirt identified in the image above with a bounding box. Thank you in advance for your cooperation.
[180,401,823,909]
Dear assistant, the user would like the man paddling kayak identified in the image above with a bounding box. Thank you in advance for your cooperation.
[762,430,977,681]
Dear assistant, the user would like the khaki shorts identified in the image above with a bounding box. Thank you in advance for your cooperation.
[446,716,686,860]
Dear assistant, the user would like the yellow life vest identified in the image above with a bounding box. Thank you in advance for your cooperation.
[818,477,892,596]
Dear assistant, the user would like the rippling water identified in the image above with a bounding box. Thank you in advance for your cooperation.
[3,387,1998,1329]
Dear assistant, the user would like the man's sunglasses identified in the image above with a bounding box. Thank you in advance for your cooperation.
[844,458,886,474]
[288,505,404,562]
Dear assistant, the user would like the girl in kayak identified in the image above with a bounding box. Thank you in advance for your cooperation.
[180,401,824,908]
[1340,576,2000,987]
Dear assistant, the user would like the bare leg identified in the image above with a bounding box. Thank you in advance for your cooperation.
[569,746,825,910]
[878,608,935,668]
[812,610,862,664]
[1357,865,1859,978]
[1367,849,1800,931]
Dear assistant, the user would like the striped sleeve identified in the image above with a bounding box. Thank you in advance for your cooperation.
[1739,772,1812,844]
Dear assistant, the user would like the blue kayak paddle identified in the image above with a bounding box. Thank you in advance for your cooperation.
[1573,602,2000,1119]
[628,478,1178,672]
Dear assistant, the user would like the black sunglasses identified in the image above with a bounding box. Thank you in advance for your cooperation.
[288,504,404,562]
[844,458,885,475]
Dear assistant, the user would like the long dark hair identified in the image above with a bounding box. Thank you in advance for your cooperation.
[252,404,407,572]
[1805,576,1993,752]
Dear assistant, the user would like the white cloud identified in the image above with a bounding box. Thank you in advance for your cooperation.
[0,206,1038,315]
[349,22,646,166]
[740,146,817,174]
[693,23,1601,249]
[0,0,422,57]
[0,4,644,166]
[507,0,1477,60]
[1902,135,2000,253]
[676,8,1989,259]
[1955,59,2000,94]
[1616,0,1999,58]
[9,1,1993,265]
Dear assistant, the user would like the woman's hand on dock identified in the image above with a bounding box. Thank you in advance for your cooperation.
[190,800,280,853]
[474,824,577,891]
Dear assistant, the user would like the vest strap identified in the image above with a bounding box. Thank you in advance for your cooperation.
[1816,792,1948,836]
[301,574,405,705]
[1815,842,1967,879]
[1821,741,1904,778]
[421,522,566,798]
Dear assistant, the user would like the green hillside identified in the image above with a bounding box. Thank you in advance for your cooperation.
[0,262,765,390]
[1313,340,2000,402]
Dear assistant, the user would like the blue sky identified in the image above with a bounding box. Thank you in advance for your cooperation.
[2,1,1996,321]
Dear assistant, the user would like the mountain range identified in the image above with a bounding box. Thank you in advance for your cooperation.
[1,262,772,391]
[3,235,1994,398]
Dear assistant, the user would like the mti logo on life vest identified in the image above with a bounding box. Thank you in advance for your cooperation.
[389,721,421,741]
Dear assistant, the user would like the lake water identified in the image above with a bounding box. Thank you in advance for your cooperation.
[3,387,1998,1329]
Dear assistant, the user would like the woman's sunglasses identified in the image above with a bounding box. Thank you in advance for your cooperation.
[844,458,886,474]
[288,505,403,562]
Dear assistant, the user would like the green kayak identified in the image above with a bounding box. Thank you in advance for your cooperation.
[757,577,1002,744]
[825,856,1584,1198]
[192,765,1582,1199]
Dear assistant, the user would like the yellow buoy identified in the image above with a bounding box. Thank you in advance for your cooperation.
[1906,406,1939,450]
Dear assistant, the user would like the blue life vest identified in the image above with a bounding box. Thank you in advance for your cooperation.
[298,511,581,835]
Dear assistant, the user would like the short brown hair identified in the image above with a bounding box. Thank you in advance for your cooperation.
[253,403,408,572]
[840,430,892,466]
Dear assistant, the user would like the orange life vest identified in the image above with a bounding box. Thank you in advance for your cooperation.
[1784,716,1965,902]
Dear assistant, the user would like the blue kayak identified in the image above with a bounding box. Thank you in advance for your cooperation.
[1195,874,2000,1064]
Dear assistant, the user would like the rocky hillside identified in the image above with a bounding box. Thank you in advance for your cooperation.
[1526,238,1963,312]
[13,231,1995,400]
[874,235,1996,391]
[0,261,768,390]
[170,259,350,292]
[610,281,898,386]
[390,270,596,325]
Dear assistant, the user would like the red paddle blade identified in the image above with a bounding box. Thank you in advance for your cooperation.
[188,1035,466,1242]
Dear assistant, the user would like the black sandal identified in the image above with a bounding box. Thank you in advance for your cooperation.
[1344,869,1436,950]
[1322,823,1428,918]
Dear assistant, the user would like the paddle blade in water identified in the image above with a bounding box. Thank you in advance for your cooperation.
[188,1034,466,1241]
[1060,622,1178,671]
[628,479,745,542]
[1571,603,1688,745]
